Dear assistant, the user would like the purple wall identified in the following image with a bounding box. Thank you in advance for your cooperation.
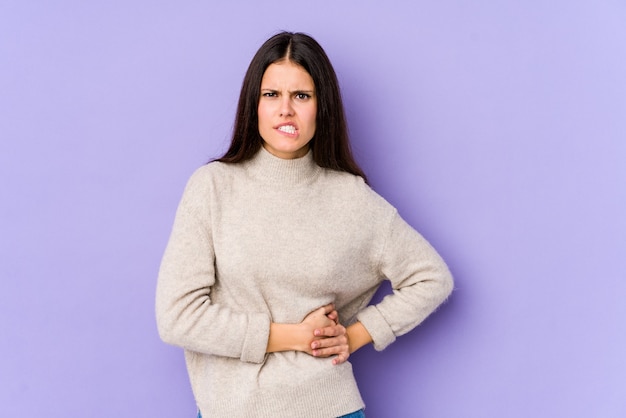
[1,1,624,417]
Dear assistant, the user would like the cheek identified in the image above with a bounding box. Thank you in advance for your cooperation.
[257,105,270,127]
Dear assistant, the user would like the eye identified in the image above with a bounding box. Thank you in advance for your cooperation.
[295,93,311,100]
[262,91,277,97]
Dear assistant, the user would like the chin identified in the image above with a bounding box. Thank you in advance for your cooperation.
[267,145,309,159]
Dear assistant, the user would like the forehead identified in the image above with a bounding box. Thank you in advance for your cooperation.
[261,61,314,88]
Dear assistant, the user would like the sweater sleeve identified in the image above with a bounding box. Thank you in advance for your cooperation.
[356,210,453,351]
[155,169,270,363]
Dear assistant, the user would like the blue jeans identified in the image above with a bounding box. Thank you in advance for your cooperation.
[340,410,366,418]
[197,409,365,417]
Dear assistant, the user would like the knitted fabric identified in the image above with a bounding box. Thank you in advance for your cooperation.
[156,147,453,417]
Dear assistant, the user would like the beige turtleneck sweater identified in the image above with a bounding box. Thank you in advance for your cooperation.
[156,147,453,417]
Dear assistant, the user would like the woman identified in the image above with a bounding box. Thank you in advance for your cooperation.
[156,31,453,418]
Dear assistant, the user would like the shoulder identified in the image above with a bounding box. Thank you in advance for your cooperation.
[321,169,397,218]
[176,161,239,210]
[184,160,240,191]
[188,160,232,182]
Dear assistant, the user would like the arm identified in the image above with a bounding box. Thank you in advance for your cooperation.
[156,171,271,363]
[356,211,454,351]
[295,211,453,363]
[156,174,346,364]
[156,172,349,363]
[306,210,452,359]
[346,321,373,353]
[158,226,342,363]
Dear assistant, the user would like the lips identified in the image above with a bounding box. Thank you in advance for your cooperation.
[275,123,298,135]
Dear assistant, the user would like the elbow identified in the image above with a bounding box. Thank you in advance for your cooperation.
[156,313,178,346]
[443,268,454,299]
[439,266,454,303]
[155,284,192,347]
[157,314,193,348]
[155,299,187,347]
[424,261,454,306]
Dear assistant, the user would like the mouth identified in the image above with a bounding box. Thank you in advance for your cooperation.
[275,124,298,135]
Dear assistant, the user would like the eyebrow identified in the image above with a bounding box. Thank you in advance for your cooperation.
[260,88,315,94]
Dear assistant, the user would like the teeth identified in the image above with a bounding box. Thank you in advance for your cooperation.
[278,125,296,134]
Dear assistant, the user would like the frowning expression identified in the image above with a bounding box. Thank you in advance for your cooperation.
[258,61,317,159]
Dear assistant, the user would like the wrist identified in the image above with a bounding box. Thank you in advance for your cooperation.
[346,321,373,353]
[267,323,310,353]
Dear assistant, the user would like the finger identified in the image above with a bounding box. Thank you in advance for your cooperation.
[311,334,347,350]
[319,303,335,315]
[326,310,339,323]
[311,337,332,350]
[314,324,346,338]
[312,344,349,358]
[332,352,350,365]
[313,319,338,336]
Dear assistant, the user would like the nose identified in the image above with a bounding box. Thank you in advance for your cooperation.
[279,97,294,117]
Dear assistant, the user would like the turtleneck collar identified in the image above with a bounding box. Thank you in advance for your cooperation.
[244,146,321,186]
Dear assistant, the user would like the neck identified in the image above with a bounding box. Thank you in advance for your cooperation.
[244,146,320,186]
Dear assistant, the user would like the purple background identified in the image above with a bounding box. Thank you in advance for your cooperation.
[1,1,625,417]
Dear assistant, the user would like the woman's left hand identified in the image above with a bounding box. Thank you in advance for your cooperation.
[311,315,350,365]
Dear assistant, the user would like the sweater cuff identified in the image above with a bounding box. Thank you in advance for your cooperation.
[240,313,270,363]
[356,306,396,351]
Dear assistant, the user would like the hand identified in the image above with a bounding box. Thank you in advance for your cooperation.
[300,304,337,340]
[267,304,343,355]
[310,313,350,366]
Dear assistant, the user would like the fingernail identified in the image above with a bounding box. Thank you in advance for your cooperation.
[314,330,321,336]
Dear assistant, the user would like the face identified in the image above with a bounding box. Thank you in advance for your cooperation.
[258,60,317,159]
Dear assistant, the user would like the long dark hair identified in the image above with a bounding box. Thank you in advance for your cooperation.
[217,31,367,182]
